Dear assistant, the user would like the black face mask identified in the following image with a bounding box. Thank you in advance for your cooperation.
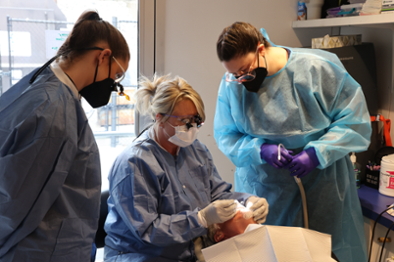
[79,60,116,108]
[79,78,116,108]
[242,67,267,93]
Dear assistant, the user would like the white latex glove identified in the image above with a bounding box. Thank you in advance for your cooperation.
[197,199,237,228]
[246,196,269,224]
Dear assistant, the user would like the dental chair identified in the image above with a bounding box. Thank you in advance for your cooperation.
[95,190,110,248]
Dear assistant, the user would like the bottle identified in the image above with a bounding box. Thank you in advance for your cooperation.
[350,152,361,189]
[297,1,307,20]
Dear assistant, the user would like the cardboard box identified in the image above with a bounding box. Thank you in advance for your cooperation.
[312,34,362,49]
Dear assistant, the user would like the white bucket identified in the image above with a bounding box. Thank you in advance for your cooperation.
[306,0,324,20]
[379,154,394,197]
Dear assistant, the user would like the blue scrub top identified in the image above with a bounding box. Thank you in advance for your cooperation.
[104,127,251,262]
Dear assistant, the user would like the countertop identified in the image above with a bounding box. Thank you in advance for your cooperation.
[358,185,394,229]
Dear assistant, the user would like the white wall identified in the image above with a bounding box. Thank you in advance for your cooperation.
[153,0,301,186]
[151,1,394,186]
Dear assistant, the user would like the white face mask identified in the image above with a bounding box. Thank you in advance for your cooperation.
[165,122,199,147]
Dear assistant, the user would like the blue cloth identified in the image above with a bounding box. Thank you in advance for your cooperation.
[104,128,251,262]
[0,67,101,261]
[214,43,371,262]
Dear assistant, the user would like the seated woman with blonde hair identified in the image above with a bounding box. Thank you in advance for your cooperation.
[103,74,269,262]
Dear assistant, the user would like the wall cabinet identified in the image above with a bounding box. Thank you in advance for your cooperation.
[365,217,394,262]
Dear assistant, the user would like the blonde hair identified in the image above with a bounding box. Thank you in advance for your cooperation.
[135,74,205,123]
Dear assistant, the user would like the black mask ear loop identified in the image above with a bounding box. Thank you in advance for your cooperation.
[92,62,99,83]
[108,57,117,92]
[108,56,112,79]
[92,47,109,84]
[259,45,268,72]
[257,45,268,71]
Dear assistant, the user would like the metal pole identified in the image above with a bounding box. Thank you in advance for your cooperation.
[110,17,119,147]
[45,12,48,30]
[110,93,117,147]
[0,36,3,96]
[7,16,12,88]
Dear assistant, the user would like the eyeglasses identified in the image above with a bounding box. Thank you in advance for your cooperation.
[161,114,204,130]
[225,46,260,84]
[112,56,126,83]
[112,56,130,101]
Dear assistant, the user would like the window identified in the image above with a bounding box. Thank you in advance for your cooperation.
[0,0,138,192]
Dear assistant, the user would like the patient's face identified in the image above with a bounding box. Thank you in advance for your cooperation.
[215,211,257,242]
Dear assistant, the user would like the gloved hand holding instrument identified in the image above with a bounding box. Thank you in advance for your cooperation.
[246,196,269,224]
[197,199,237,228]
[288,147,319,178]
[260,143,293,168]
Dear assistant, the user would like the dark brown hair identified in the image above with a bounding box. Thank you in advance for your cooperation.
[216,21,270,62]
[58,10,130,62]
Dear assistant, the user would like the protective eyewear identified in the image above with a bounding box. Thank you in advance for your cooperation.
[112,56,130,100]
[161,114,204,130]
[225,46,260,84]
[112,56,126,83]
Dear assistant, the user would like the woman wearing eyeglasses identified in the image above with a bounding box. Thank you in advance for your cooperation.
[0,10,129,262]
[103,74,268,262]
[214,22,371,262]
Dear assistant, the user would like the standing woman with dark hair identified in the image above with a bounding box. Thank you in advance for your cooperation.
[0,10,129,262]
[214,21,371,262]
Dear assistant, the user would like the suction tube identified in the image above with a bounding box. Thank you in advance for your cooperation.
[278,144,309,228]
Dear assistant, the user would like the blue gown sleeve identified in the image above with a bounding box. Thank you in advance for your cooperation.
[214,76,266,167]
[0,98,74,251]
[109,161,205,247]
[199,142,252,202]
[304,63,372,168]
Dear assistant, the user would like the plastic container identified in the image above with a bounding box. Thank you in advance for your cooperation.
[351,152,361,188]
[306,0,324,19]
[379,154,394,197]
[326,7,341,17]
[340,3,364,16]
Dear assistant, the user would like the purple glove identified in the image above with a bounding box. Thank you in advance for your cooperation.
[288,147,319,178]
[260,144,293,168]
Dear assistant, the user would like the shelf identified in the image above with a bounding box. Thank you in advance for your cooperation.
[292,13,394,29]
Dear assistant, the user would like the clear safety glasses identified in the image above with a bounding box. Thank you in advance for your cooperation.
[225,46,260,84]
[161,114,204,130]
[112,56,130,100]
[112,56,126,83]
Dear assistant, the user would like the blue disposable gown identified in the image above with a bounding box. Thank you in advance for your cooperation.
[214,44,371,262]
[104,128,252,262]
[0,65,101,261]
